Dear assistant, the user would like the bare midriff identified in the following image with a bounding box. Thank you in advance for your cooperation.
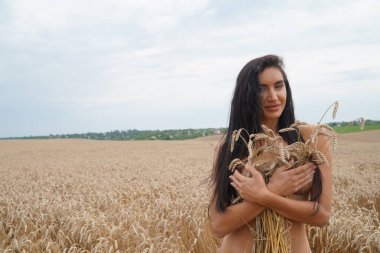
[218,194,312,253]
[219,221,311,253]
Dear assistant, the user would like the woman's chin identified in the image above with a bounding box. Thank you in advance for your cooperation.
[262,114,282,124]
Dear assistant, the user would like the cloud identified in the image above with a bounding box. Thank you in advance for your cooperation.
[0,0,379,137]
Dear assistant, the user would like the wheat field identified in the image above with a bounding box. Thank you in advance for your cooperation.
[0,131,379,252]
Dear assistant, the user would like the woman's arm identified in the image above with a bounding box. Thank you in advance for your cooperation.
[209,162,315,238]
[230,125,332,227]
[262,127,332,227]
[209,198,265,238]
[209,142,265,238]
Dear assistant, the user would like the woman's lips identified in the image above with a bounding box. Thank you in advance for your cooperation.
[264,105,281,111]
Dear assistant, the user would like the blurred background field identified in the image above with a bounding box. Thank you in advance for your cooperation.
[0,130,379,252]
[331,121,380,134]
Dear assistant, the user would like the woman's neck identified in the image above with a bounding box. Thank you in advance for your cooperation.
[262,119,279,133]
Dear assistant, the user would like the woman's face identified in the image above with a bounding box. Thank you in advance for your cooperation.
[258,67,287,125]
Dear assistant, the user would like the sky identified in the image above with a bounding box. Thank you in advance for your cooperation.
[1,0,379,138]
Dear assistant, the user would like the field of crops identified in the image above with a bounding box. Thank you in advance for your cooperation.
[333,124,380,133]
[0,130,379,252]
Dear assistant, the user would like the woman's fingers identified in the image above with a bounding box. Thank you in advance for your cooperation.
[292,162,315,176]
[287,162,316,193]
[298,172,314,192]
[230,181,239,190]
[229,172,242,188]
[232,170,247,181]
[295,172,315,189]
[295,167,314,181]
[276,164,289,173]
[245,165,261,177]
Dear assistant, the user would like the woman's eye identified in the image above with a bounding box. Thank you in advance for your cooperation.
[275,83,284,89]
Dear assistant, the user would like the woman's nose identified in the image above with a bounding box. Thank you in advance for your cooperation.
[267,88,277,101]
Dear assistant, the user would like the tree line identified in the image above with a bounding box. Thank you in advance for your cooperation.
[4,128,227,140]
[3,119,379,140]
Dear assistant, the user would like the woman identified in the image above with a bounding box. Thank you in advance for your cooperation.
[209,55,332,253]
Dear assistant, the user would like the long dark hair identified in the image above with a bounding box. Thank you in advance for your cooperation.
[210,55,322,212]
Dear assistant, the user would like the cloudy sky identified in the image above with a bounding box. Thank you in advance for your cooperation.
[1,0,379,138]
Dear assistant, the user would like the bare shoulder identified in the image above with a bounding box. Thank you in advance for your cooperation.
[297,124,317,140]
[298,124,331,150]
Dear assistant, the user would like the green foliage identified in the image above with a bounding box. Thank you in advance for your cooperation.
[4,119,379,140]
[333,124,380,133]
[329,120,380,134]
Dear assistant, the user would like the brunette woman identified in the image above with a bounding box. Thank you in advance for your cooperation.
[209,55,332,253]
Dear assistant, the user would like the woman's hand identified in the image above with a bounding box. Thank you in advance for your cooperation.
[268,162,316,196]
[229,165,268,204]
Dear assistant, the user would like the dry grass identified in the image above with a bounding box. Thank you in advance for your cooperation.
[0,131,379,252]
[309,131,380,253]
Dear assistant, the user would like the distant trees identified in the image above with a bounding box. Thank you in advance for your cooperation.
[5,119,379,140]
[5,128,227,140]
[328,119,379,127]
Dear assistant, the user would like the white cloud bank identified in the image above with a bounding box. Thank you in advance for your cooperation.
[0,0,379,137]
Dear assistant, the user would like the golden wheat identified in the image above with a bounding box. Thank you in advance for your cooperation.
[0,132,379,253]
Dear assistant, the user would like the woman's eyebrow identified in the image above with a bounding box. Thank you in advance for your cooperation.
[260,80,284,86]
